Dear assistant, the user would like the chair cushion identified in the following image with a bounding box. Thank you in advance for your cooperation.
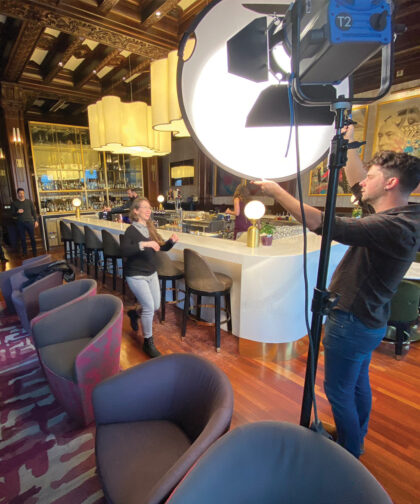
[39,338,91,382]
[214,272,233,291]
[97,420,191,504]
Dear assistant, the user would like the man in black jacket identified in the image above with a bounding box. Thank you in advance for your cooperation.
[254,132,420,459]
[11,188,38,257]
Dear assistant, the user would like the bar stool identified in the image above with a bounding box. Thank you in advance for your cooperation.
[101,229,125,294]
[155,251,184,322]
[84,226,103,280]
[182,248,232,352]
[59,220,73,262]
[70,223,86,273]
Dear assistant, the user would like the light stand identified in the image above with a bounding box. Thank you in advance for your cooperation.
[299,99,350,427]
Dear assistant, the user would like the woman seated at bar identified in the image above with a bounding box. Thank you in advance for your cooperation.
[120,197,178,358]
[225,182,251,239]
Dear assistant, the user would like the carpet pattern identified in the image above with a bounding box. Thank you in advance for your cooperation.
[0,312,104,504]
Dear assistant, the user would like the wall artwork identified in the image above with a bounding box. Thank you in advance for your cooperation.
[308,106,368,196]
[372,94,420,157]
[214,166,243,197]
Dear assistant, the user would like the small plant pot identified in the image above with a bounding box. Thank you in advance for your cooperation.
[261,235,273,246]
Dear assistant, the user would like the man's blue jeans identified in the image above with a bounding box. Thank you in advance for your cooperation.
[323,310,386,458]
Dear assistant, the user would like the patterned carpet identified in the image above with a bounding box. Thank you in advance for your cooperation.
[0,310,104,504]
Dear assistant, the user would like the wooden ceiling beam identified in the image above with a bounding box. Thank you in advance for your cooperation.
[100,54,146,95]
[41,33,80,83]
[2,19,44,82]
[98,0,121,15]
[141,0,179,29]
[0,0,175,58]
[73,46,118,89]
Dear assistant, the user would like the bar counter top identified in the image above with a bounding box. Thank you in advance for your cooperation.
[64,216,348,344]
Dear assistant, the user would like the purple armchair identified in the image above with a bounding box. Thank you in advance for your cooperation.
[0,254,51,314]
[32,294,123,426]
[10,270,63,333]
[93,353,234,504]
[30,278,97,329]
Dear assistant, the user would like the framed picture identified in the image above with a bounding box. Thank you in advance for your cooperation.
[308,106,368,196]
[373,94,420,156]
[214,166,244,197]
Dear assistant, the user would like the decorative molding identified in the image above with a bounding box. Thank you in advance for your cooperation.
[3,20,44,82]
[0,0,174,58]
[0,82,27,112]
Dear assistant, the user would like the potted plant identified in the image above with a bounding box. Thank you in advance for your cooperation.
[260,223,275,246]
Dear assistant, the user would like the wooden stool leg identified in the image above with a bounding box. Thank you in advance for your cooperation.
[94,250,99,280]
[86,249,91,276]
[182,288,190,338]
[102,256,107,285]
[160,278,166,322]
[112,257,117,290]
[197,294,202,320]
[80,244,84,273]
[215,293,221,352]
[226,292,232,332]
[171,279,176,302]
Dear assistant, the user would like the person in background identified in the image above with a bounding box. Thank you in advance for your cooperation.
[0,226,8,262]
[104,188,139,214]
[120,197,179,358]
[253,126,420,459]
[12,188,38,257]
[225,182,251,239]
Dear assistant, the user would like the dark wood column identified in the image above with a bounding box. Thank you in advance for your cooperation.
[0,82,34,200]
[198,150,213,210]
[142,157,159,205]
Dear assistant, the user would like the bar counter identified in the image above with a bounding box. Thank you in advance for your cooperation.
[64,216,348,344]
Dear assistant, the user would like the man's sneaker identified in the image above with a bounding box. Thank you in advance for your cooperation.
[127,309,139,331]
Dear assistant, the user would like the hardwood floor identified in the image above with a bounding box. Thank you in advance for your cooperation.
[3,246,420,504]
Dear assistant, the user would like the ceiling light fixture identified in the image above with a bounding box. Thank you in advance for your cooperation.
[150,39,195,138]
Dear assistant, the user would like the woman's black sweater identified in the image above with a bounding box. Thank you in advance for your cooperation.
[120,225,174,277]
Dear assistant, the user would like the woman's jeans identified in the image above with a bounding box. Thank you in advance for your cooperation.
[126,272,160,339]
[323,310,386,458]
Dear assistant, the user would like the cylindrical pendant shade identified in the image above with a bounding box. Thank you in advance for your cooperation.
[168,50,181,122]
[151,58,171,131]
[88,95,172,157]
[101,96,123,149]
[151,49,190,137]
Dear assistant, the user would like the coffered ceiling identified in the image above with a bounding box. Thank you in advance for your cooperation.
[0,0,419,125]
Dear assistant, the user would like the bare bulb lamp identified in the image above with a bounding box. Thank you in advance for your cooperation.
[157,194,165,210]
[244,200,265,248]
[72,197,82,219]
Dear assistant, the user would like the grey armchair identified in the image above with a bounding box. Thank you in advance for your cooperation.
[92,353,234,504]
[167,421,392,504]
[0,254,51,314]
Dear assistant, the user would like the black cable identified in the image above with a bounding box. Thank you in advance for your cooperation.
[287,84,320,427]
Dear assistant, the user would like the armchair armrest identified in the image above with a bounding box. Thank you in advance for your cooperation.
[22,271,63,322]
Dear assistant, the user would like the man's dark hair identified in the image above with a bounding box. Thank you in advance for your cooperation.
[367,151,420,194]
[17,187,25,194]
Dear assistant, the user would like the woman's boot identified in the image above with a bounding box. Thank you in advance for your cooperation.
[143,337,161,358]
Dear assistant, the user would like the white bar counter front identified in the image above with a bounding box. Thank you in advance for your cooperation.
[64,216,347,344]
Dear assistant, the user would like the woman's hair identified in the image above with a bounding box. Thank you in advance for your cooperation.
[233,182,250,201]
[129,197,165,245]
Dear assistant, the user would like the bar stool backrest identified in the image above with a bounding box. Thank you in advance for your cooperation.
[70,223,85,245]
[184,248,224,292]
[84,226,103,250]
[156,251,183,277]
[60,221,72,240]
[101,229,121,257]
